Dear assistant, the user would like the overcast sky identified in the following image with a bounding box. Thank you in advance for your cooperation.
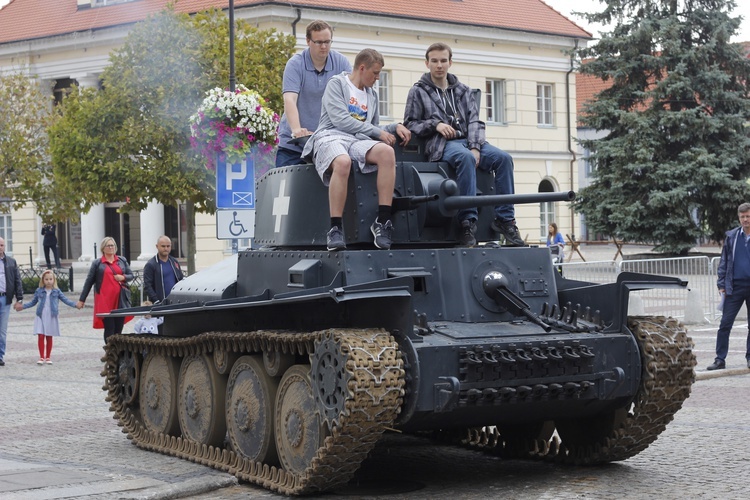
[0,0,747,41]
[543,0,750,42]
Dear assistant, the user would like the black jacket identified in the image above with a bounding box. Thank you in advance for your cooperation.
[143,255,184,302]
[41,225,57,246]
[1,254,24,305]
[79,256,134,301]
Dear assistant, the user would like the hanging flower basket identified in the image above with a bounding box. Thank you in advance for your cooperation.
[189,84,279,170]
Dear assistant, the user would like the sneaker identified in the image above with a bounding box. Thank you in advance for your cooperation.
[371,219,393,250]
[326,226,346,251]
[491,218,525,247]
[46,359,53,365]
[459,219,477,246]
[37,358,44,365]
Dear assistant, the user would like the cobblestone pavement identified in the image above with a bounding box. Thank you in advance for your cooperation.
[1,260,748,499]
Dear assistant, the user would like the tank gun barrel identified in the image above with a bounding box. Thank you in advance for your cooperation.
[443,189,575,211]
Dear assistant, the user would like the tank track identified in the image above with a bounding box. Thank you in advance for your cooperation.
[101,329,405,495]
[440,316,696,463]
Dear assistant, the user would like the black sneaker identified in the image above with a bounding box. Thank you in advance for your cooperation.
[326,226,346,251]
[460,219,477,246]
[491,218,525,247]
[371,220,393,249]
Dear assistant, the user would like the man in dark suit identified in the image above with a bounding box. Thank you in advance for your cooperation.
[41,224,62,269]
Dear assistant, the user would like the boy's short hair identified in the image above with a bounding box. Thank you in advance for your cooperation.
[353,48,384,70]
[425,42,453,61]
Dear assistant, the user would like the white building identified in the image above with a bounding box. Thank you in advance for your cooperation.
[0,0,591,268]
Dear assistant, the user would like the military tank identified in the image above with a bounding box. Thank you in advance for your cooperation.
[102,146,696,495]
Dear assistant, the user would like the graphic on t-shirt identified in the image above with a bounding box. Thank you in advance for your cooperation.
[348,96,367,122]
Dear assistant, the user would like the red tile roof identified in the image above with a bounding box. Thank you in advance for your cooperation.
[0,0,591,45]
[576,69,610,126]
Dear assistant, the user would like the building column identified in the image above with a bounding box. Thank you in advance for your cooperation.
[78,204,105,262]
[137,201,165,261]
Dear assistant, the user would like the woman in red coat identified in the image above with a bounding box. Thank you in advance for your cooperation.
[77,237,133,343]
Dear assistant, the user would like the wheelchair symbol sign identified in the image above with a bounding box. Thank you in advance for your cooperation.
[216,209,255,240]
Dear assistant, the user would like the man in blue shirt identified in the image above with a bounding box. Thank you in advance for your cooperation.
[275,20,352,167]
[708,202,750,370]
[143,236,184,304]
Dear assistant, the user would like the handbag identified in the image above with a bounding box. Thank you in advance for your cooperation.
[119,285,132,309]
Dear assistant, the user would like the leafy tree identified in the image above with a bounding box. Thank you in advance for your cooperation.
[574,0,750,254]
[48,8,295,270]
[0,72,56,214]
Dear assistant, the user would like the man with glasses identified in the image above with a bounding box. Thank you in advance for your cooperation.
[275,20,352,167]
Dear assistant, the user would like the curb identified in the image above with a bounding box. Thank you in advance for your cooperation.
[695,367,750,381]
[118,475,238,500]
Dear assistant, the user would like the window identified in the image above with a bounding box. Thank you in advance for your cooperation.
[582,147,597,177]
[0,207,12,254]
[538,179,556,240]
[485,79,506,124]
[536,84,553,126]
[375,71,390,118]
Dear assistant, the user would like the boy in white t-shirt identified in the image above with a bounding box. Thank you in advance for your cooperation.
[301,48,411,251]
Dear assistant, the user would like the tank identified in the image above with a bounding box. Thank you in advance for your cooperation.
[102,147,696,495]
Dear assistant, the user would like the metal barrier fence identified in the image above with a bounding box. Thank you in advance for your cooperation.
[559,255,721,323]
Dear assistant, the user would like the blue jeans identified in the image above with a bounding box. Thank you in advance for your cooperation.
[0,302,10,360]
[714,280,750,362]
[441,139,516,222]
[275,147,306,168]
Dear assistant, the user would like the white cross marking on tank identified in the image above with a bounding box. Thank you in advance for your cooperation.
[272,179,290,233]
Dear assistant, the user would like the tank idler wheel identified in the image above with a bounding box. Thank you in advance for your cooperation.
[117,348,140,406]
[310,332,350,428]
[140,353,180,435]
[263,349,295,377]
[275,365,325,475]
[226,355,279,464]
[178,354,227,446]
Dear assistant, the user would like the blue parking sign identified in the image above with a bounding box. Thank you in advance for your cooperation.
[216,155,255,209]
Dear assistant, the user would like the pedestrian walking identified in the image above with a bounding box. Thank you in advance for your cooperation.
[707,202,750,371]
[21,269,78,364]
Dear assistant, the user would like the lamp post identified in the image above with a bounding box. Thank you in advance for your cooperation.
[229,0,238,253]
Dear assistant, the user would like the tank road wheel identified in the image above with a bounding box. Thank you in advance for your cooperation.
[554,316,696,464]
[140,353,180,436]
[117,348,140,406]
[178,354,227,446]
[226,355,279,464]
[275,365,325,475]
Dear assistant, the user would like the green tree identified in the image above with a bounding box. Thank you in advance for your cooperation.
[574,0,750,254]
[48,8,295,270]
[0,71,56,214]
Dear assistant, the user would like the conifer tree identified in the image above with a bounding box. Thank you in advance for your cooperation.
[574,0,750,254]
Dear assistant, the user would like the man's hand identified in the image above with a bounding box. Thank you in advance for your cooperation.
[471,148,480,167]
[436,122,458,140]
[291,127,312,139]
[379,130,397,146]
[395,124,412,145]
[14,302,23,312]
